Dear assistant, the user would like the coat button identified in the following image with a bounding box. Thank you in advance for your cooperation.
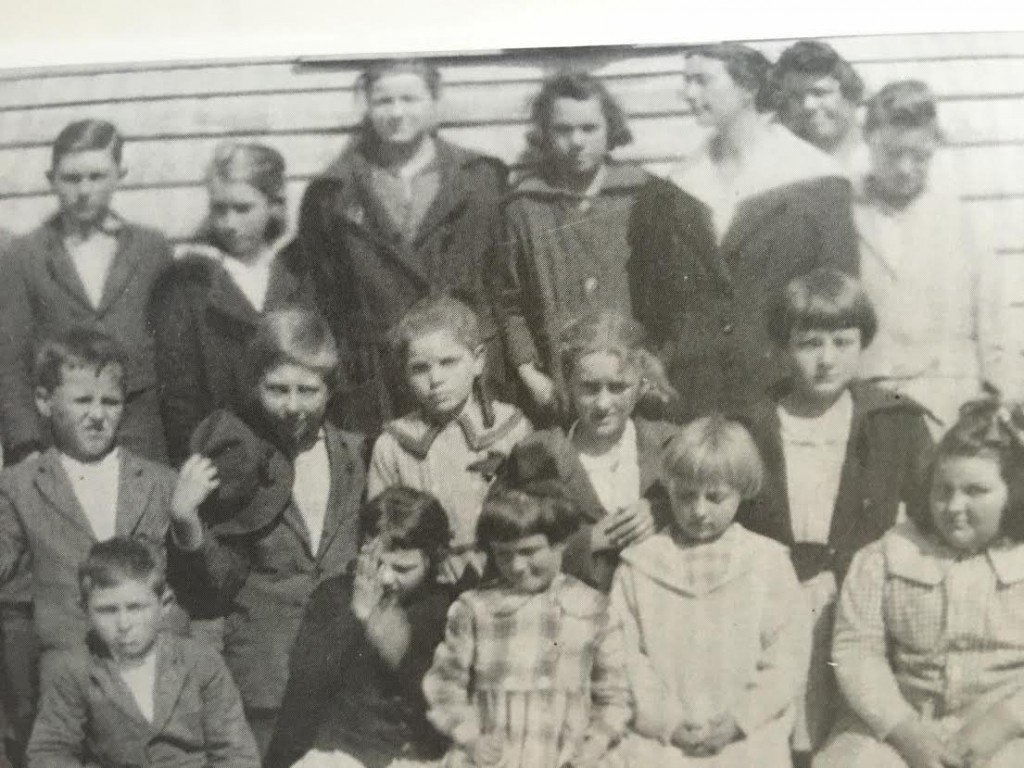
[722,323,734,334]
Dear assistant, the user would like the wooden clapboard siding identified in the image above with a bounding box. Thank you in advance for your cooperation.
[1,31,1024,257]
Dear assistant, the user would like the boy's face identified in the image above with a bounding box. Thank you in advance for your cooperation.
[404,329,483,423]
[868,125,938,208]
[48,148,125,229]
[547,96,609,181]
[87,578,167,664]
[786,327,862,405]
[257,362,329,452]
[366,72,437,148]
[36,365,124,462]
[669,479,741,543]
[490,533,564,594]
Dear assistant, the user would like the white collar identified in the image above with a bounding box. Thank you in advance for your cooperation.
[884,522,1024,586]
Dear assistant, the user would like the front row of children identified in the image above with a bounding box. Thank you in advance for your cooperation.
[6,265,1024,768]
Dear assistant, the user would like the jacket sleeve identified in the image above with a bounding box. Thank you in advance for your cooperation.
[627,180,677,349]
[489,201,541,370]
[0,248,42,456]
[149,273,210,466]
[366,432,401,500]
[608,564,685,742]
[198,649,262,767]
[832,542,917,739]
[167,527,251,618]
[26,655,89,768]
[812,177,860,276]
[0,487,27,587]
[729,547,810,736]
[422,597,480,748]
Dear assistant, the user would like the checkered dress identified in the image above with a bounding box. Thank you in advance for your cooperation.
[422,574,631,768]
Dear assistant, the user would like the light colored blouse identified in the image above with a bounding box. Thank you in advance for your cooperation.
[292,430,331,554]
[572,419,641,515]
[59,448,121,542]
[219,245,277,312]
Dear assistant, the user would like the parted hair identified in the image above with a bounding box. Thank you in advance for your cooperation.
[772,39,865,104]
[51,119,124,168]
[359,486,451,566]
[389,293,483,363]
[34,327,128,393]
[247,308,341,392]
[206,141,288,242]
[662,414,765,500]
[527,70,633,153]
[79,537,167,604]
[864,79,941,136]
[766,267,878,347]
[686,42,774,112]
[909,396,1024,541]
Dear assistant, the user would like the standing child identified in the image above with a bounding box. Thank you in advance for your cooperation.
[737,267,933,758]
[492,72,651,420]
[517,311,677,591]
[299,58,509,435]
[151,141,317,465]
[368,295,531,585]
[611,415,809,768]
[817,398,1024,768]
[167,308,366,756]
[422,464,631,768]
[28,537,259,768]
[0,120,172,464]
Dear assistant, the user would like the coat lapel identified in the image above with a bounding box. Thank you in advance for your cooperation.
[740,403,795,545]
[204,265,263,328]
[411,142,471,249]
[115,452,155,537]
[34,450,96,539]
[151,637,192,734]
[720,186,792,258]
[263,248,307,310]
[635,420,672,494]
[89,656,153,730]
[95,229,139,316]
[560,443,610,524]
[40,223,95,311]
[313,427,359,560]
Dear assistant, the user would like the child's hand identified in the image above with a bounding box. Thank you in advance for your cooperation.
[518,363,556,408]
[888,716,964,768]
[351,539,387,622]
[469,734,505,766]
[170,455,219,546]
[948,701,1023,767]
[671,720,709,754]
[696,712,742,755]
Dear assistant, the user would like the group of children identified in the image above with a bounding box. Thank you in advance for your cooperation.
[0,38,1021,768]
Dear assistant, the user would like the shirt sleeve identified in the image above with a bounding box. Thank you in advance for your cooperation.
[832,543,917,739]
[367,432,401,500]
[26,656,89,768]
[422,597,481,748]
[730,547,811,736]
[608,565,685,743]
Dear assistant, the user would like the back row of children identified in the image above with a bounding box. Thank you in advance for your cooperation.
[0,40,1015,768]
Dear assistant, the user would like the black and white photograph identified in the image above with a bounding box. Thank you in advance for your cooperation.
[1,3,1024,767]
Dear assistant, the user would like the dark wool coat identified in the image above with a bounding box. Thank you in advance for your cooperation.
[297,137,509,435]
[168,413,367,712]
[148,241,318,465]
[736,381,933,583]
[0,216,172,461]
[627,149,859,422]
[265,573,452,768]
[517,418,678,592]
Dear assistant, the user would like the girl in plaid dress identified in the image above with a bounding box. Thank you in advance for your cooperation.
[422,455,631,768]
[611,415,810,768]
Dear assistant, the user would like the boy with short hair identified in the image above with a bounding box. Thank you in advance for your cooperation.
[0,328,183,757]
[27,537,259,768]
[0,119,172,465]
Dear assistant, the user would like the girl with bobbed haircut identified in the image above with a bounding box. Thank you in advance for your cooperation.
[819,394,1024,768]
[526,70,633,154]
[765,266,878,348]
[661,413,764,500]
[267,486,458,768]
[512,312,680,592]
[299,53,509,436]
[152,141,318,465]
[247,307,342,396]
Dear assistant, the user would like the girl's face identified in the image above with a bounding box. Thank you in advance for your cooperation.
[405,329,483,422]
[683,55,753,130]
[366,71,437,148]
[208,177,277,260]
[490,533,564,594]
[569,351,641,446]
[930,455,1008,553]
[867,125,938,207]
[669,478,742,543]
[378,546,430,599]
[786,327,862,405]
[257,362,330,451]
[547,96,609,181]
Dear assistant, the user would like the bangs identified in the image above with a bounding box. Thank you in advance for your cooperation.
[663,416,764,499]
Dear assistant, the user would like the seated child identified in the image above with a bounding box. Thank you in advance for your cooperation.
[422,454,631,768]
[368,295,531,584]
[0,328,180,655]
[266,487,455,768]
[611,415,809,768]
[168,308,367,755]
[28,537,259,768]
[491,71,651,421]
[518,310,677,591]
[816,399,1024,768]
[737,267,933,754]
[0,119,172,464]
[151,141,317,464]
